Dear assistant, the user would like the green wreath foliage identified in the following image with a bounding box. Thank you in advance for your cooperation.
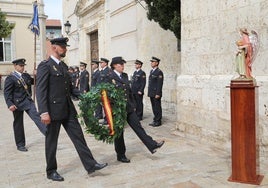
[78,83,127,143]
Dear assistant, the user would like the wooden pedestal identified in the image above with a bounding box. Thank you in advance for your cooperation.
[228,79,263,185]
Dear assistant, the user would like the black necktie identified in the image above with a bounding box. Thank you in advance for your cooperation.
[59,61,64,72]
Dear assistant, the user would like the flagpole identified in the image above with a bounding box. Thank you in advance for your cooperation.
[33,32,37,102]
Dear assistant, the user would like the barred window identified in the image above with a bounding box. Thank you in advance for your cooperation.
[0,36,12,62]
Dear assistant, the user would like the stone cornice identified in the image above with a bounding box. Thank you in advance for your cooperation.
[75,0,105,17]
[111,1,136,17]
[4,12,47,19]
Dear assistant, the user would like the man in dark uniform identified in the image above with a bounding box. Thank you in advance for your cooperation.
[131,59,146,120]
[73,66,80,90]
[91,60,100,88]
[4,58,47,152]
[97,57,111,124]
[91,60,102,119]
[36,37,107,181]
[97,57,111,84]
[79,62,90,94]
[109,56,164,163]
[148,56,164,127]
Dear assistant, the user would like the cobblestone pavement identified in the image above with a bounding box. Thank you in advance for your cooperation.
[0,91,268,188]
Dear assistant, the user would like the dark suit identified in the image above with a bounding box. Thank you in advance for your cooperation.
[97,66,112,121]
[79,70,89,93]
[97,66,111,84]
[109,70,158,155]
[36,57,97,175]
[148,67,164,124]
[91,69,100,87]
[91,69,102,118]
[131,69,146,120]
[4,72,47,148]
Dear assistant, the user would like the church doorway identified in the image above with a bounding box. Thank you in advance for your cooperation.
[89,30,99,60]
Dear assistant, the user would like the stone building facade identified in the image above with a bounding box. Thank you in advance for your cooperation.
[0,0,47,76]
[62,0,268,155]
[62,0,180,120]
[179,0,268,156]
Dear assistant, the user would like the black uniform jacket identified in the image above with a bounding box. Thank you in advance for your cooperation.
[79,70,90,92]
[36,57,78,121]
[148,68,164,97]
[131,69,146,94]
[91,69,100,87]
[4,72,33,110]
[108,71,135,113]
[97,67,112,84]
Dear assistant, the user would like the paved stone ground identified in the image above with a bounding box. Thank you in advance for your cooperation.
[1,90,268,188]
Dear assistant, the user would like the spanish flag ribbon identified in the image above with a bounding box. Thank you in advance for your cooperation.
[101,89,115,135]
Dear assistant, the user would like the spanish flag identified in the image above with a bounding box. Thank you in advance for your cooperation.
[101,90,114,135]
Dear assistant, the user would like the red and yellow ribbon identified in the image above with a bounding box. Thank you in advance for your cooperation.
[101,89,114,135]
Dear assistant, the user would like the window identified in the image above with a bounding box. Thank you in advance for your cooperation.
[0,36,12,62]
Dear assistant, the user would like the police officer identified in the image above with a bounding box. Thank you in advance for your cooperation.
[36,37,107,181]
[97,57,111,84]
[73,66,80,90]
[91,60,102,119]
[79,62,90,93]
[109,56,164,163]
[97,57,111,124]
[131,59,146,120]
[4,58,47,152]
[148,56,164,127]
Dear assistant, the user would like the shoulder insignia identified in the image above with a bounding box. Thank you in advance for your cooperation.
[159,75,163,79]
[86,74,89,77]
[53,65,57,71]
[142,75,146,78]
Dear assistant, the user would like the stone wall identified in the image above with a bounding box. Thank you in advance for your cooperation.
[179,0,268,156]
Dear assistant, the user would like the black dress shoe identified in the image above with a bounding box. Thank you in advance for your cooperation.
[17,146,28,152]
[117,155,130,163]
[88,163,108,174]
[152,140,165,154]
[47,171,64,181]
[94,163,108,170]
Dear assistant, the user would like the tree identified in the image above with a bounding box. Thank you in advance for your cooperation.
[144,0,181,49]
[0,9,15,38]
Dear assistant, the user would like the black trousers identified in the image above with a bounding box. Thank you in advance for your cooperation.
[150,97,162,123]
[114,111,157,156]
[94,104,103,119]
[46,117,97,175]
[133,94,144,120]
[12,102,47,147]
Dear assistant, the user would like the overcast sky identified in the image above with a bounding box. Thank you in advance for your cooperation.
[43,0,62,20]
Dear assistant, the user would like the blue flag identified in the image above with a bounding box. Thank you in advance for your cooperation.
[28,1,40,36]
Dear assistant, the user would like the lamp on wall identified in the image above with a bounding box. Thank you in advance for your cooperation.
[64,20,71,35]
[64,20,79,41]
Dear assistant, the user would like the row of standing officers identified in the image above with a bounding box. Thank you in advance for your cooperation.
[73,56,164,127]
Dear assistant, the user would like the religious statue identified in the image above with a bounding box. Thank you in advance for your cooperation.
[235,28,259,79]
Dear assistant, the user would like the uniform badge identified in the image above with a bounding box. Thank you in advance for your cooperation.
[53,65,58,71]
[159,75,163,79]
[86,74,89,77]
[112,79,116,84]
[17,80,20,84]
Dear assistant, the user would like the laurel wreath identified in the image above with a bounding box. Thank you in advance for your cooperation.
[78,83,127,143]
